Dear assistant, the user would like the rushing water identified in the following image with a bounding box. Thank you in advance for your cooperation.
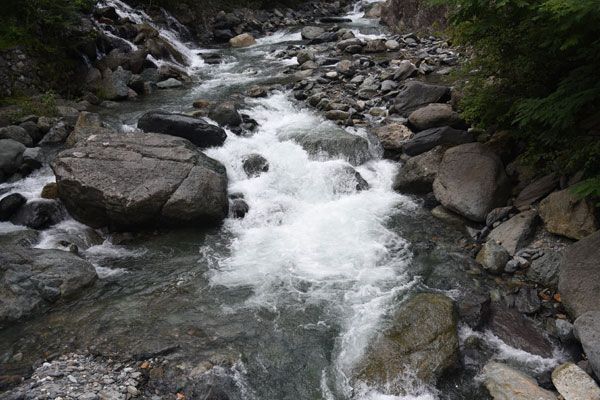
[0,2,566,399]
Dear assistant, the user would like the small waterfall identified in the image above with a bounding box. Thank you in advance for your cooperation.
[96,0,204,72]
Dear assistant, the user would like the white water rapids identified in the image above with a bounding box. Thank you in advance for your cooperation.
[0,1,567,399]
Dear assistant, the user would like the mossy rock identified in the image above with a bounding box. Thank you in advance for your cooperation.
[354,292,459,394]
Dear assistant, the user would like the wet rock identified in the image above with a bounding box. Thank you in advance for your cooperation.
[431,205,468,226]
[393,81,450,116]
[19,120,43,144]
[363,39,387,53]
[574,312,600,379]
[0,246,97,323]
[485,206,516,228]
[209,102,242,127]
[289,128,371,166]
[301,26,325,40]
[487,210,537,255]
[0,139,25,183]
[0,193,26,221]
[0,228,39,247]
[230,198,249,218]
[558,230,600,318]
[138,110,227,149]
[39,121,72,145]
[483,362,557,400]
[552,362,600,399]
[52,131,228,230]
[476,240,511,274]
[296,49,314,65]
[364,2,384,18]
[355,293,458,392]
[393,145,444,193]
[336,59,355,76]
[229,33,256,47]
[408,103,462,131]
[214,29,234,42]
[0,126,32,147]
[242,154,269,177]
[514,173,558,208]
[9,199,65,230]
[100,67,131,100]
[41,183,59,199]
[402,126,472,156]
[515,286,541,314]
[156,78,183,89]
[433,143,511,222]
[246,85,267,98]
[488,304,553,358]
[325,110,349,121]
[527,250,562,288]
[539,188,598,240]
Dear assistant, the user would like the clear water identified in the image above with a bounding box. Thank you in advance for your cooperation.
[0,2,564,399]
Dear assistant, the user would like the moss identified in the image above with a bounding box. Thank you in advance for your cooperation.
[0,91,58,123]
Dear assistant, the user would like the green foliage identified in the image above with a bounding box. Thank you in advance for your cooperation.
[0,0,95,52]
[0,91,59,123]
[438,0,600,197]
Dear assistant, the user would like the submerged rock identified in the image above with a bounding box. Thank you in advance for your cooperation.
[0,246,97,324]
[483,362,557,400]
[558,230,600,318]
[288,129,371,166]
[433,143,511,222]
[355,293,458,393]
[242,154,269,177]
[138,110,227,149]
[52,131,228,230]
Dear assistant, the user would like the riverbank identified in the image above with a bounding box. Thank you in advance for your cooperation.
[1,1,599,399]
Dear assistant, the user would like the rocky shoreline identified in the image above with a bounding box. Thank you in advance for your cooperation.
[1,0,600,399]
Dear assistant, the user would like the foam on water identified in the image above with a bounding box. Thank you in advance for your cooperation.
[205,92,425,396]
[0,166,55,200]
[459,325,567,375]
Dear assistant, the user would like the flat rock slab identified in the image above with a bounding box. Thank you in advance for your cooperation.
[487,210,538,255]
[52,131,228,231]
[402,126,473,156]
[551,362,600,400]
[483,362,557,400]
[394,81,450,116]
[558,230,600,318]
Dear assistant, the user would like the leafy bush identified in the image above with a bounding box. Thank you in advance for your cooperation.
[437,0,600,195]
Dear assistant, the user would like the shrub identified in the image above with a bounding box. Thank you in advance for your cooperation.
[437,0,600,196]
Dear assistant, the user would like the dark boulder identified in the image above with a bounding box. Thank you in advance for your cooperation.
[403,126,473,156]
[0,139,25,183]
[138,110,227,149]
[0,193,26,221]
[242,154,269,178]
[208,102,242,127]
[393,81,450,116]
[9,199,66,230]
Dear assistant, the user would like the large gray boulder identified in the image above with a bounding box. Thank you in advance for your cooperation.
[138,110,227,149]
[0,246,97,324]
[402,126,473,156]
[371,123,413,154]
[354,293,458,393]
[0,125,33,147]
[0,139,25,183]
[539,188,598,240]
[558,230,600,318]
[574,312,600,380]
[52,131,228,231]
[393,145,444,193]
[433,143,511,222]
[393,81,450,116]
[487,210,538,255]
[408,103,462,131]
[483,362,557,400]
[289,129,371,166]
